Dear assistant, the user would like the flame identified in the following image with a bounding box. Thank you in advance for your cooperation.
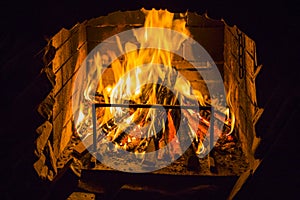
[76,110,85,129]
[93,8,193,131]
[225,84,236,135]
[74,8,235,157]
[167,111,181,158]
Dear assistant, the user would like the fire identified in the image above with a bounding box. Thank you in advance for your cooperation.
[74,8,235,161]
[225,84,236,135]
[96,8,194,132]
[76,110,85,129]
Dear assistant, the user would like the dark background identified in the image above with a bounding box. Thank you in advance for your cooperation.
[0,0,297,199]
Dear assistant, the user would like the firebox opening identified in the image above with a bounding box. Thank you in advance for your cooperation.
[35,8,262,199]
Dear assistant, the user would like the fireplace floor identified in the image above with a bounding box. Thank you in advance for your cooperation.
[69,130,249,177]
[77,149,248,177]
[77,169,239,199]
[90,150,248,176]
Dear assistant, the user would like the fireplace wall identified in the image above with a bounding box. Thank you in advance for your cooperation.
[223,24,263,165]
[34,10,262,180]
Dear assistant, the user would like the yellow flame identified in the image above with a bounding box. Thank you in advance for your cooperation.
[75,8,235,154]
[92,8,192,128]
[76,110,85,127]
[225,84,236,135]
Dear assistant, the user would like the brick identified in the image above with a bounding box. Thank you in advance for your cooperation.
[86,25,137,44]
[87,40,127,59]
[86,26,116,42]
[175,61,224,79]
[53,68,89,123]
[231,83,259,159]
[53,111,64,157]
[86,41,101,53]
[60,119,73,154]
[53,100,74,156]
[78,21,87,48]
[53,78,73,121]
[224,26,239,59]
[52,26,81,73]
[183,27,224,63]
[245,51,255,76]
[237,106,255,159]
[33,153,48,179]
[54,67,63,96]
[174,59,209,69]
[244,34,256,59]
[95,11,127,25]
[87,15,106,27]
[53,113,73,156]
[52,28,71,49]
[52,82,74,155]
[245,75,258,108]
[47,140,57,174]
[53,92,74,125]
[238,89,254,117]
[87,10,144,26]
[244,34,257,78]
[62,43,87,86]
[190,80,224,96]
[178,70,203,81]
[44,67,56,87]
[53,42,87,96]
[37,92,55,120]
[186,12,224,27]
[253,107,264,126]
[35,121,52,157]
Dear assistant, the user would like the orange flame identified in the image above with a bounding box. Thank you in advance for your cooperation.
[92,8,193,129]
[225,84,236,135]
[74,8,235,155]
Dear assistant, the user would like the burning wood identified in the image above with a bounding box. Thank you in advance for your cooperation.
[71,8,239,173]
[87,98,234,167]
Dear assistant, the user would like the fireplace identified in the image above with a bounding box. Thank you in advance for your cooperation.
[34,8,263,198]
